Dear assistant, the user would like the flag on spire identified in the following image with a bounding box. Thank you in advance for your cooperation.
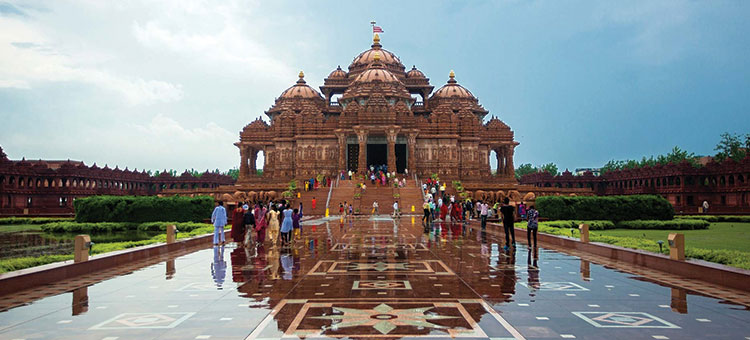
[373,26,384,33]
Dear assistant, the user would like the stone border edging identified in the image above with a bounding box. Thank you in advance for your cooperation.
[0,230,228,297]
[490,223,750,292]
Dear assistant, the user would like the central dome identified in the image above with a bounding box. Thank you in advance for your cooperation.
[348,34,405,78]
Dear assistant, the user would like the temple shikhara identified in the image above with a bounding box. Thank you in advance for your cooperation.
[236,34,518,184]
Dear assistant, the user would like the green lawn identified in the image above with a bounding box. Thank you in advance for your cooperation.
[0,224,43,233]
[596,222,750,252]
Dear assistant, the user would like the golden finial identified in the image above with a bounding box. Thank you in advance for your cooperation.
[449,70,455,78]
[298,70,305,78]
[373,33,380,44]
[373,52,381,61]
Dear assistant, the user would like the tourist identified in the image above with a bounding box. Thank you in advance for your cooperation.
[304,180,309,192]
[372,200,379,215]
[280,205,293,247]
[348,203,353,216]
[298,202,304,219]
[339,202,344,215]
[242,204,255,246]
[518,201,527,219]
[479,200,488,230]
[348,170,352,180]
[362,183,366,192]
[267,206,280,245]
[430,199,436,221]
[211,201,228,246]
[492,201,500,219]
[439,200,449,221]
[293,208,301,239]
[370,173,376,185]
[422,201,431,224]
[526,205,539,248]
[393,201,400,218]
[500,198,516,249]
[702,200,709,213]
[311,197,317,210]
[254,203,267,244]
[231,203,246,246]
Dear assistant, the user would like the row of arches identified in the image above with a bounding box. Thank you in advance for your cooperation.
[0,175,225,192]
[608,174,747,190]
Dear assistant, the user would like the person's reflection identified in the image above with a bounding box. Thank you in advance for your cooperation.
[500,244,517,300]
[480,231,489,256]
[527,248,540,297]
[268,246,281,280]
[450,222,461,240]
[211,245,226,289]
[230,246,250,283]
[281,249,293,280]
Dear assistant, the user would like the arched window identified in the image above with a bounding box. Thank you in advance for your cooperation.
[729,176,735,186]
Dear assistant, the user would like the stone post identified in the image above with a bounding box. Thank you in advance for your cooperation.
[668,233,685,260]
[506,146,515,178]
[249,147,257,174]
[495,147,503,175]
[579,223,589,243]
[167,224,177,244]
[74,235,91,263]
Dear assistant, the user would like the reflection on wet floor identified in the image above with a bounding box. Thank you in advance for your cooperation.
[0,216,748,340]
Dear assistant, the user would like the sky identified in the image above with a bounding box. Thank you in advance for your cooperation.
[1,0,749,173]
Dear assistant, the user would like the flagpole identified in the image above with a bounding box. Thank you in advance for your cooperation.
[370,20,376,38]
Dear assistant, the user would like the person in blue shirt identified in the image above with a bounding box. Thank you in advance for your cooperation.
[211,201,227,245]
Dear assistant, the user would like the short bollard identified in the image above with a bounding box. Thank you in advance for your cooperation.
[74,235,91,263]
[325,208,329,217]
[578,223,589,243]
[668,233,685,260]
[166,224,177,244]
[411,205,415,212]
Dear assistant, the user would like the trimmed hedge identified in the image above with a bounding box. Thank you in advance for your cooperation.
[41,221,212,234]
[615,219,709,230]
[542,220,615,230]
[536,195,673,221]
[0,217,73,225]
[74,195,214,223]
[677,215,750,223]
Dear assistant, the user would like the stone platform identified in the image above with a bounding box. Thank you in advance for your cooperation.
[0,216,748,339]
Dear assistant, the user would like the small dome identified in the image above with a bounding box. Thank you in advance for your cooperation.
[406,65,425,78]
[278,71,324,99]
[328,65,346,79]
[432,70,475,99]
[353,67,401,84]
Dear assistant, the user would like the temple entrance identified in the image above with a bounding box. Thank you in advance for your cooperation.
[367,144,387,169]
[396,144,407,173]
[346,144,358,172]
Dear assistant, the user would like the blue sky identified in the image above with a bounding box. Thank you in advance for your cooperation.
[1,1,748,173]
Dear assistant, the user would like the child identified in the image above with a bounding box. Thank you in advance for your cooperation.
[526,205,539,248]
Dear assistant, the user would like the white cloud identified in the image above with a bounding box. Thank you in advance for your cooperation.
[0,16,183,105]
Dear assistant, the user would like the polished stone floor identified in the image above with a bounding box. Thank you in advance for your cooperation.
[0,216,749,339]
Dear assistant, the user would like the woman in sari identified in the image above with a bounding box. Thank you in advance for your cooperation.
[230,204,245,245]
[254,203,268,244]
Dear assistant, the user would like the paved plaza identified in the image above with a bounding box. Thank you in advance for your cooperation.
[0,216,748,339]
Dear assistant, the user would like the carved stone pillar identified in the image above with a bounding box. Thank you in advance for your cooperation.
[356,129,368,174]
[250,147,257,173]
[386,127,400,173]
[336,133,347,172]
[495,147,502,175]
[506,146,515,178]
[239,146,249,180]
[407,133,417,173]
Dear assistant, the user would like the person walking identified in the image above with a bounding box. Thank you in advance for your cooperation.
[254,203,267,244]
[526,205,539,248]
[280,205,293,247]
[242,204,255,246]
[267,206,280,245]
[211,201,228,246]
[372,200,379,215]
[500,198,516,250]
[311,197,317,210]
[422,201,431,225]
[231,203,246,246]
[393,201,400,218]
[702,200,709,213]
[479,200,488,230]
[292,208,301,239]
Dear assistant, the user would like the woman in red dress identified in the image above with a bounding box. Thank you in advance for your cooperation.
[231,204,245,245]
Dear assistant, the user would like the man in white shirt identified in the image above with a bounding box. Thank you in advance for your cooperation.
[479,201,489,230]
[372,200,379,215]
[392,201,400,218]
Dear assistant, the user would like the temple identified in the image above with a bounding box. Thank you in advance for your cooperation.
[236,34,518,184]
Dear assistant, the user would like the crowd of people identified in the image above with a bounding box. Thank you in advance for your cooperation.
[211,199,306,249]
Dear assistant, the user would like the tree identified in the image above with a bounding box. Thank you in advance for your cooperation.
[539,163,558,176]
[224,168,239,180]
[514,163,537,179]
[714,132,748,162]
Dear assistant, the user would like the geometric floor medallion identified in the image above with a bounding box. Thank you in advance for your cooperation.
[519,282,590,291]
[572,312,680,328]
[352,280,412,290]
[89,312,195,330]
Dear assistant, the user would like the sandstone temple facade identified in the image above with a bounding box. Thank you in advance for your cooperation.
[235,34,518,185]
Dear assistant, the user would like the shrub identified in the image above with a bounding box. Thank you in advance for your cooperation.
[542,220,615,230]
[74,196,214,223]
[677,215,750,223]
[614,219,709,230]
[0,217,73,225]
[41,221,211,234]
[536,195,673,221]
